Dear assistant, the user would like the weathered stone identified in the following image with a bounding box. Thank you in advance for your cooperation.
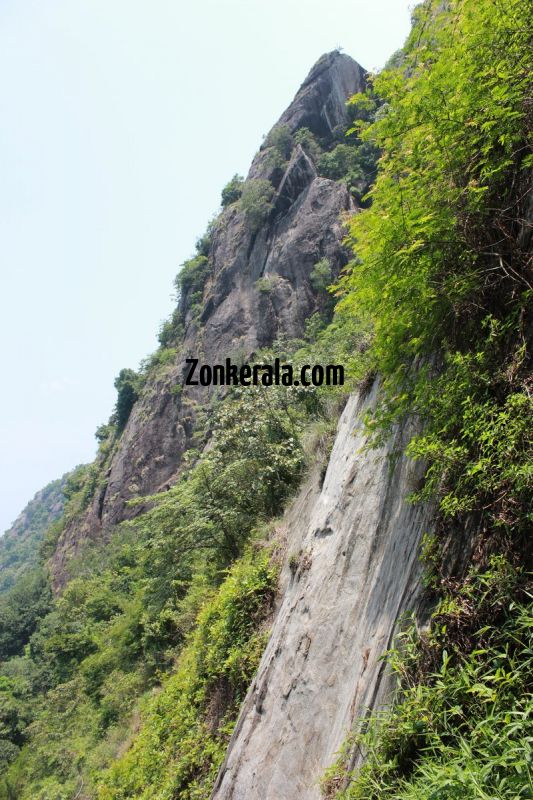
[211,384,433,800]
[50,51,364,590]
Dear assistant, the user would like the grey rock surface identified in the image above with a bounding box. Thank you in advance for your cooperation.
[212,383,433,799]
[50,52,365,588]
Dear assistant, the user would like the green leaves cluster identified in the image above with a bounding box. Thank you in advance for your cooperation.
[221,173,244,207]
[98,550,277,800]
[175,254,210,299]
[0,380,309,798]
[320,1,533,795]
[333,0,532,536]
[134,385,304,600]
[239,179,275,232]
[324,561,533,800]
[114,368,143,432]
[0,476,67,596]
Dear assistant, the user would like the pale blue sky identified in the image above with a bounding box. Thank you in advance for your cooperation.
[0,0,413,533]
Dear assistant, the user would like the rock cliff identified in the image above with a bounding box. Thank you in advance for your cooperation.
[50,51,367,588]
[211,383,433,799]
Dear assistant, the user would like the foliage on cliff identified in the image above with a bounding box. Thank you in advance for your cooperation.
[0,476,68,596]
[336,0,532,541]
[0,0,530,795]
[323,560,533,799]
[0,383,317,798]
[98,549,277,800]
[324,0,532,795]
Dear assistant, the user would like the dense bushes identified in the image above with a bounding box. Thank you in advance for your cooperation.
[0,478,66,596]
[0,382,313,798]
[98,549,278,800]
[132,384,305,616]
[265,124,293,159]
[317,141,377,197]
[294,127,322,162]
[221,174,244,207]
[310,258,332,294]
[175,254,210,298]
[239,179,274,231]
[114,368,142,431]
[335,0,532,539]
[326,586,533,799]
[323,561,533,799]
[320,0,533,794]
[0,570,51,660]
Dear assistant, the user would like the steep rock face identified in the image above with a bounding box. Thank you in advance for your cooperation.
[277,51,366,139]
[212,383,433,800]
[50,52,366,588]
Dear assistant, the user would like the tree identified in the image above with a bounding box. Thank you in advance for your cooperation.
[310,258,332,293]
[240,179,274,232]
[114,369,141,431]
[265,124,293,159]
[221,174,244,207]
[0,569,52,660]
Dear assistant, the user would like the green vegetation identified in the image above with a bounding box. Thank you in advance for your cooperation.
[221,174,244,207]
[318,0,533,794]
[99,549,277,800]
[0,382,321,798]
[317,141,377,198]
[114,368,143,431]
[0,477,67,595]
[175,254,210,299]
[255,275,278,294]
[294,127,322,162]
[322,560,533,799]
[310,258,332,294]
[158,308,184,347]
[0,1,530,796]
[239,179,275,231]
[264,124,294,170]
[0,569,51,660]
[194,217,217,258]
[336,0,532,537]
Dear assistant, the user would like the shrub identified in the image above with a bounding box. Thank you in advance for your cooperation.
[114,368,142,431]
[174,254,209,298]
[158,309,184,347]
[294,127,322,162]
[310,258,332,293]
[97,549,278,800]
[265,124,293,159]
[317,142,377,195]
[221,174,244,207]
[255,276,275,294]
[240,179,274,232]
[194,216,218,257]
[0,570,51,660]
[335,0,532,536]
[325,564,533,800]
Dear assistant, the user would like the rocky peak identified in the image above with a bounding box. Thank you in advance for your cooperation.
[272,51,366,141]
[248,51,366,185]
[49,52,365,590]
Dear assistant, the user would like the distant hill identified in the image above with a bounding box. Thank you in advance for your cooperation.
[0,475,68,595]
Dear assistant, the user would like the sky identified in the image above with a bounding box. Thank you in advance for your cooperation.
[0,0,414,534]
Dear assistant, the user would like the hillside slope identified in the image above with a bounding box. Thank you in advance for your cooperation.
[49,51,367,590]
[0,1,530,796]
[0,475,68,595]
